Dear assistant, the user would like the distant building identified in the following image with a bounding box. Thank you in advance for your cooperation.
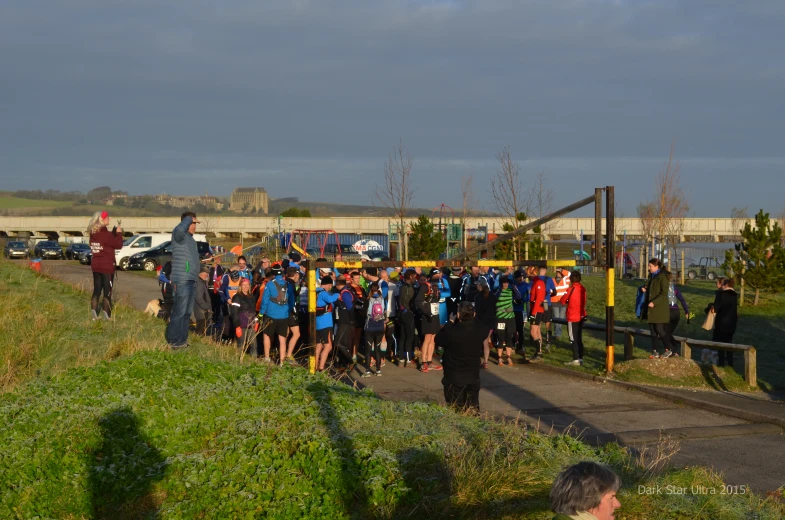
[154,193,221,210]
[230,187,269,214]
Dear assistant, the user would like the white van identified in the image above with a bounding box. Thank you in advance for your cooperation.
[115,233,206,270]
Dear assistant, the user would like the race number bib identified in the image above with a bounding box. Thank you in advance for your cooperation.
[430,303,440,316]
[497,322,506,330]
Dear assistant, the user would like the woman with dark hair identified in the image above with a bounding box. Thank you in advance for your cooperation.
[87,211,123,320]
[644,258,674,358]
[474,278,496,369]
[233,277,258,356]
[706,278,739,367]
[550,461,621,520]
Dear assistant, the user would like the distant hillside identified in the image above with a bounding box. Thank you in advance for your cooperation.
[269,198,493,218]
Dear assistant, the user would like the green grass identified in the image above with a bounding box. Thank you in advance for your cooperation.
[0,196,72,209]
[2,260,784,519]
[539,274,785,393]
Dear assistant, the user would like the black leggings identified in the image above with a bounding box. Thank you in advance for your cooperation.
[667,307,680,346]
[568,321,584,360]
[398,311,416,362]
[649,323,673,353]
[365,331,383,372]
[496,318,516,349]
[91,272,114,317]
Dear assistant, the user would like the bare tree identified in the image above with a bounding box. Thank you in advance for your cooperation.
[638,142,690,260]
[375,140,415,260]
[490,146,532,259]
[461,175,477,251]
[730,207,749,241]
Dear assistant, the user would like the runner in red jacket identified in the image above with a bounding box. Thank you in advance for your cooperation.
[563,271,587,365]
[88,211,124,320]
[529,275,546,359]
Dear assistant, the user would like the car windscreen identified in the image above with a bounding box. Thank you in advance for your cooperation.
[148,241,171,252]
[40,241,57,247]
[123,235,138,246]
[9,242,25,248]
[340,245,357,253]
[73,243,90,249]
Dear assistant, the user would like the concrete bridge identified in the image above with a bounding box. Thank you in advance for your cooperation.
[0,216,747,242]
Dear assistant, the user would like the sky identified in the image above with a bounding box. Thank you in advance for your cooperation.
[1,0,783,217]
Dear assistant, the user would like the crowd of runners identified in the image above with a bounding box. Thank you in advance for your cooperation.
[181,250,588,375]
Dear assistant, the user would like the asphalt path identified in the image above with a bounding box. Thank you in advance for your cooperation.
[32,259,785,495]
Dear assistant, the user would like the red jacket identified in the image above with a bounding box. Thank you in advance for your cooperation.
[90,227,124,275]
[530,277,546,314]
[564,282,587,322]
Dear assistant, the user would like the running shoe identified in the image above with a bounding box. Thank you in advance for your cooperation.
[649,351,660,359]
[662,349,673,358]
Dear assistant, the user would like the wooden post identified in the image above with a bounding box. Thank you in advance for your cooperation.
[605,186,615,373]
[307,260,317,374]
[594,188,602,266]
[680,250,685,285]
[524,241,529,261]
[680,340,691,360]
[624,329,634,360]
[745,347,757,387]
[639,245,645,279]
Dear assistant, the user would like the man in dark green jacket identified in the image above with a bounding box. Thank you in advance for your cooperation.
[644,258,673,358]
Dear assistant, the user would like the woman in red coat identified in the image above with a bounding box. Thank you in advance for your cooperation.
[87,211,124,320]
[563,271,587,366]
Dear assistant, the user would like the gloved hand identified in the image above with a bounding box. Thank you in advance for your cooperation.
[235,326,242,338]
[258,313,264,320]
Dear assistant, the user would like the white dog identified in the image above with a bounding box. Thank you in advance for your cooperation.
[144,299,162,317]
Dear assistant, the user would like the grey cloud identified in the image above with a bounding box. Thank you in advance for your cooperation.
[1,0,783,215]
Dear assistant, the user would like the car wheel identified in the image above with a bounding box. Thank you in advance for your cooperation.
[144,259,157,272]
[119,257,130,270]
[687,270,697,280]
[707,272,716,281]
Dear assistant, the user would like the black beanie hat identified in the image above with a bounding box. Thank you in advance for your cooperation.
[320,276,333,285]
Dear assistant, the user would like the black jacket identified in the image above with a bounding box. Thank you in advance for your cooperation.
[437,320,488,387]
[706,289,738,336]
[474,291,497,330]
[193,279,212,320]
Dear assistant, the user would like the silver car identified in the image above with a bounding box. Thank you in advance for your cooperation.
[3,241,29,259]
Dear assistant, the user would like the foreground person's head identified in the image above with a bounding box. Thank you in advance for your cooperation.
[550,461,621,520]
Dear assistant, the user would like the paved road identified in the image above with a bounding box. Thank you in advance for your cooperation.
[35,259,785,494]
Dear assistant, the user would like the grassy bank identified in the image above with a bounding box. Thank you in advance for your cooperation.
[2,260,785,519]
[538,275,785,393]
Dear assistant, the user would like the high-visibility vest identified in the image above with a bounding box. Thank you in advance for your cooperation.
[553,269,572,303]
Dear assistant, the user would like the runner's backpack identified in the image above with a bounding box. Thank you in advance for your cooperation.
[370,297,385,322]
[270,279,288,305]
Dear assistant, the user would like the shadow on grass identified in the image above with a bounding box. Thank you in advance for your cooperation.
[699,363,729,392]
[88,406,166,520]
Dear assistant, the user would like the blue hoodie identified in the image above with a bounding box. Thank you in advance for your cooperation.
[259,275,292,319]
[513,279,530,313]
[315,287,341,331]
[437,277,451,325]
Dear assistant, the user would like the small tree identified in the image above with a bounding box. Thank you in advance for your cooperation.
[724,209,785,306]
[408,215,447,260]
[529,225,547,260]
[375,140,415,260]
[490,146,532,259]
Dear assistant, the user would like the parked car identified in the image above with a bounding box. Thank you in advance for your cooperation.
[322,243,362,261]
[33,241,64,260]
[3,241,29,259]
[114,233,207,271]
[127,240,213,271]
[65,243,91,260]
[80,251,92,265]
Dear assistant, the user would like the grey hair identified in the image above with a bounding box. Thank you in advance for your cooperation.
[550,462,621,515]
[86,211,105,236]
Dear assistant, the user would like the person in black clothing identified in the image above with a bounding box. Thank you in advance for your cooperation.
[193,268,212,336]
[473,277,496,369]
[207,257,225,327]
[437,301,488,413]
[705,278,739,367]
[397,269,417,367]
[233,277,258,356]
[333,276,354,369]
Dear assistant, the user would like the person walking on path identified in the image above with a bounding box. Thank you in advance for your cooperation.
[437,301,488,413]
[643,258,674,359]
[165,212,201,349]
[87,211,123,320]
[563,271,587,366]
[706,278,739,367]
